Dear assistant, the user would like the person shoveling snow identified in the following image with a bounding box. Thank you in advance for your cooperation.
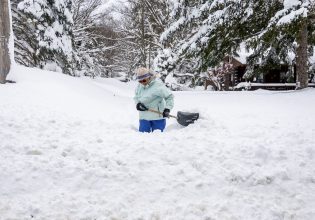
[134,67,174,132]
[134,67,199,132]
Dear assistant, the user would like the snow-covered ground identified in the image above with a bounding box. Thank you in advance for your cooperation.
[1,66,315,220]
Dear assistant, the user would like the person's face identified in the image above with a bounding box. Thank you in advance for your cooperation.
[139,77,150,85]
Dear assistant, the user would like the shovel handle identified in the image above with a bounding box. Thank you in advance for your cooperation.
[147,108,177,119]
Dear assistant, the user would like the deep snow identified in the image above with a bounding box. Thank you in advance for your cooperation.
[1,66,315,220]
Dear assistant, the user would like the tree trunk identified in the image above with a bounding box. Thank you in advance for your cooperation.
[295,19,308,89]
[0,0,11,84]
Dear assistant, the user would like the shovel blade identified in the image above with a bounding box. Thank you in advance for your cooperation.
[177,111,199,126]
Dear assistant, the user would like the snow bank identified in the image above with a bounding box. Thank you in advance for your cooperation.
[1,66,315,219]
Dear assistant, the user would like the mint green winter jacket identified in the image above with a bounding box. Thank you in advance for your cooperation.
[134,79,174,120]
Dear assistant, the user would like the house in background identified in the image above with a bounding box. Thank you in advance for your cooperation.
[229,45,315,90]
[204,54,293,90]
[233,56,315,90]
[228,56,296,84]
[204,51,315,90]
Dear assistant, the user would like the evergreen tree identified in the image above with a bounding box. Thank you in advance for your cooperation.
[157,0,315,89]
[13,0,75,75]
[246,0,315,89]
[156,0,244,87]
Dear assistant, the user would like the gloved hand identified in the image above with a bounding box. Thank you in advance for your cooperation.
[162,108,170,118]
[136,103,148,111]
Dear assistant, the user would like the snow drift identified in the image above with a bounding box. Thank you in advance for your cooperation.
[0,66,315,220]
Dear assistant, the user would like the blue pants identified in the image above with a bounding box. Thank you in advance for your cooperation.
[139,119,166,132]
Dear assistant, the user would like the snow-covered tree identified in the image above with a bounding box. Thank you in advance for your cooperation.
[157,0,315,89]
[116,0,170,74]
[246,0,315,89]
[12,0,75,75]
[155,0,247,87]
[72,0,116,77]
[0,0,11,83]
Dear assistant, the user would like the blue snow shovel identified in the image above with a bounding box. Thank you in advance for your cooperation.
[148,109,199,127]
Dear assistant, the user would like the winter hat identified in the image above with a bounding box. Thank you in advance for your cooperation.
[136,67,154,81]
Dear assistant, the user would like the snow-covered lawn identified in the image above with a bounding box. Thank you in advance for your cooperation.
[1,66,315,220]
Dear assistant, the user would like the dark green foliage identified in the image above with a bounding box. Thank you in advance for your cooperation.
[157,0,314,87]
[12,0,75,75]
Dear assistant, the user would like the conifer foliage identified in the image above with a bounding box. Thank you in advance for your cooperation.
[12,0,75,75]
[156,0,315,89]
